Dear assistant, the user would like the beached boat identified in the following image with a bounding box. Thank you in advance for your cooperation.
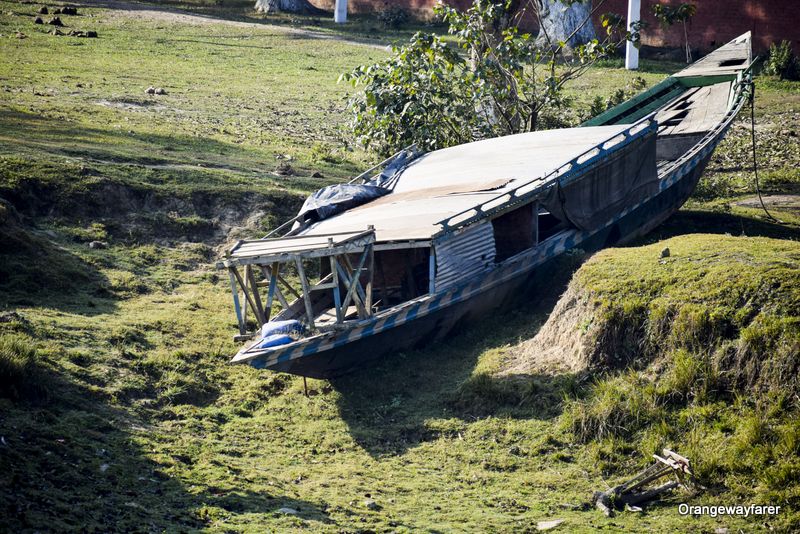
[218,33,754,378]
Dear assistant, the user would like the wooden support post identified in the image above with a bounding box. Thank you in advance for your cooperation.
[227,268,246,334]
[341,252,368,313]
[428,248,435,294]
[265,264,292,310]
[337,253,368,319]
[294,258,316,329]
[329,252,343,323]
[246,265,266,326]
[276,272,302,301]
[231,267,260,328]
[242,264,248,323]
[366,243,374,312]
[262,265,277,320]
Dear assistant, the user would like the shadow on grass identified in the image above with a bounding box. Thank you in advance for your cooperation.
[79,0,427,44]
[0,109,269,172]
[0,109,361,187]
[0,204,116,315]
[330,254,586,458]
[642,208,800,242]
[166,38,275,50]
[0,357,333,531]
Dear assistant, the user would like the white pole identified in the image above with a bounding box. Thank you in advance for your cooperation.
[625,0,640,70]
[334,0,347,24]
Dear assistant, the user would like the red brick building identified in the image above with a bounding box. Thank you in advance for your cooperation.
[596,0,798,53]
[314,1,798,53]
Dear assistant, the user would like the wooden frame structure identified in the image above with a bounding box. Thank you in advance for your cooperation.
[217,228,376,340]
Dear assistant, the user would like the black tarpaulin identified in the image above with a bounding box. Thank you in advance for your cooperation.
[542,130,658,231]
[297,184,391,224]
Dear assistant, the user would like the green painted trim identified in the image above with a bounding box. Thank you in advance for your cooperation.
[617,86,686,124]
[581,77,682,127]
[677,74,737,87]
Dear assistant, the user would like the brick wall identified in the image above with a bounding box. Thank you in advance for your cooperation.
[315,0,797,54]
[595,0,799,54]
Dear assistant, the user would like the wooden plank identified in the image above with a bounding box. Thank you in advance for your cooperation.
[276,272,302,301]
[366,243,374,312]
[231,266,260,327]
[261,265,275,321]
[227,268,246,335]
[335,262,367,319]
[582,77,680,126]
[373,240,431,251]
[264,264,291,311]
[294,258,316,329]
[339,251,369,318]
[329,254,343,323]
[342,253,368,308]
[242,264,248,324]
[246,265,266,325]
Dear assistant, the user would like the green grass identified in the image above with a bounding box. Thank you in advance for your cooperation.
[1,2,800,532]
[560,235,800,528]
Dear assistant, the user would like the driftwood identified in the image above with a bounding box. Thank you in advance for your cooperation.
[593,449,694,516]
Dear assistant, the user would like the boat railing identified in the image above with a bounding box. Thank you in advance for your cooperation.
[218,228,377,339]
[434,118,658,236]
[346,143,419,185]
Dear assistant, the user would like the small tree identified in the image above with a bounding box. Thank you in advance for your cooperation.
[651,2,696,63]
[340,0,634,155]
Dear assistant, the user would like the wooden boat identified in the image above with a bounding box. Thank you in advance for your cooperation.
[218,33,754,378]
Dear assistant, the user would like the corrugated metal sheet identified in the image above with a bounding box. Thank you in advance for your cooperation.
[434,223,495,292]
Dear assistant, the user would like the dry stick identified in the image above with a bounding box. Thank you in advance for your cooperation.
[623,481,680,506]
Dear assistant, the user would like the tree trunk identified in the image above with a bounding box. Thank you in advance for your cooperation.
[254,0,324,15]
[536,0,596,48]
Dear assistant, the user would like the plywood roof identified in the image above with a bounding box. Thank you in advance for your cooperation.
[303,125,631,242]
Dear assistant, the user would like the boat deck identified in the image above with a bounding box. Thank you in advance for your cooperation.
[301,125,633,242]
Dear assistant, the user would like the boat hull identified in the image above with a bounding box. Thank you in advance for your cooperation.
[254,153,710,378]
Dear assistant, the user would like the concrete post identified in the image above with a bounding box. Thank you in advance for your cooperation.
[625,0,640,70]
[334,0,347,23]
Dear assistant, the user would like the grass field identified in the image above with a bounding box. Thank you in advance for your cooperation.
[1,1,799,532]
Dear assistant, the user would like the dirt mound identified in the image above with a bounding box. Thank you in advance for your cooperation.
[2,175,302,246]
[501,282,599,376]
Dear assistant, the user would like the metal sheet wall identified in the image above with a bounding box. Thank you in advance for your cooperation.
[434,223,496,292]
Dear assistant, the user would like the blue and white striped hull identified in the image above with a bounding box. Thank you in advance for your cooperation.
[237,87,743,378]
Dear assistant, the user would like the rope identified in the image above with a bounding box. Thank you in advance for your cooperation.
[747,80,782,223]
